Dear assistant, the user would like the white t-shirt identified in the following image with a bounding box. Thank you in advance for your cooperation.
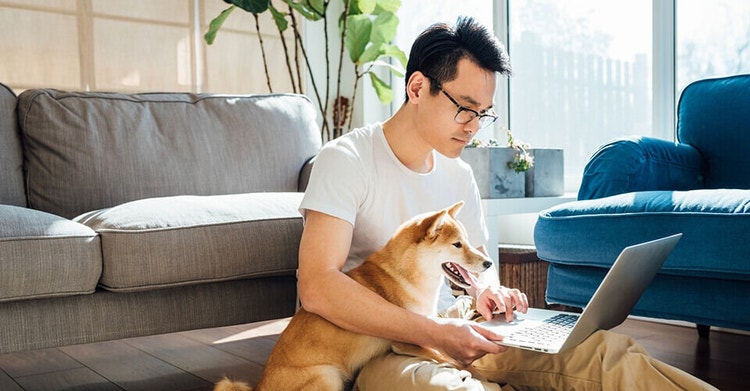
[299,123,488,310]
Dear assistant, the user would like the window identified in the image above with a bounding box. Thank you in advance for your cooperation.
[0,0,292,94]
[676,0,750,93]
[508,0,652,192]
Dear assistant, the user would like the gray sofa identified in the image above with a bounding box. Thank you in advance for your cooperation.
[0,82,321,354]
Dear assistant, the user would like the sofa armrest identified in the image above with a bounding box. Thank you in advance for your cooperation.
[578,136,705,200]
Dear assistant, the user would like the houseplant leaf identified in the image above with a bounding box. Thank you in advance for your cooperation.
[369,59,404,78]
[353,0,377,14]
[345,15,372,63]
[205,5,235,44]
[375,0,401,14]
[283,0,323,20]
[378,42,407,68]
[268,4,288,31]
[369,72,394,103]
[225,0,270,13]
[370,11,398,44]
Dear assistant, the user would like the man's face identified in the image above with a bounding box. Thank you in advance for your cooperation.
[419,58,497,159]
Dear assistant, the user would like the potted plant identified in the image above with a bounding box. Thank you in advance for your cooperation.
[204,0,407,141]
[463,128,564,198]
[461,129,533,199]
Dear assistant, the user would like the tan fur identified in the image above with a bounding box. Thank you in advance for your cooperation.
[214,201,492,391]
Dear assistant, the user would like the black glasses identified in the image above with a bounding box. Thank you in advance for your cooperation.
[425,75,498,129]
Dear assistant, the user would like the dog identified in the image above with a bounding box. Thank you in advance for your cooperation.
[215,201,493,391]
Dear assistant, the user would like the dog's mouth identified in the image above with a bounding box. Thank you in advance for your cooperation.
[442,262,476,289]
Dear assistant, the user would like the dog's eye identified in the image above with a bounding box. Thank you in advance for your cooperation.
[452,242,462,248]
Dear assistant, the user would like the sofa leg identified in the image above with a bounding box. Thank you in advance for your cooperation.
[697,324,710,338]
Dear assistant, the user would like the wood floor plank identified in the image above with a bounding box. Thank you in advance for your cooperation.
[612,319,749,390]
[13,367,121,391]
[0,348,82,378]
[60,340,212,391]
[0,368,24,391]
[122,332,265,385]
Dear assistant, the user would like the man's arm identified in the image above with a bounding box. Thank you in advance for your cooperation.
[297,210,508,365]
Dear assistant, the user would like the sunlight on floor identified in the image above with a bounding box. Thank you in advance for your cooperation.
[212,318,290,345]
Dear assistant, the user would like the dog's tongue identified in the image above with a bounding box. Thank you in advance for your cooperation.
[453,262,480,287]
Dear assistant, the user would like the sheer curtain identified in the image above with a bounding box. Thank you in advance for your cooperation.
[0,0,295,94]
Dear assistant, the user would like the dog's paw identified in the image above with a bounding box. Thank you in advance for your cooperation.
[214,376,252,391]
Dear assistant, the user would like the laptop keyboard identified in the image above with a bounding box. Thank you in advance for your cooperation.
[507,313,580,344]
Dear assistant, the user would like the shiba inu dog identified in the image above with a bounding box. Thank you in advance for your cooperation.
[215,201,492,391]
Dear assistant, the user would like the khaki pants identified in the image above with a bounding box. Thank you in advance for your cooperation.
[354,297,717,391]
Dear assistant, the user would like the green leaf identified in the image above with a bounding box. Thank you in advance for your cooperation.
[345,15,372,63]
[228,0,270,13]
[204,5,236,45]
[308,0,326,15]
[369,59,404,78]
[369,72,394,103]
[370,11,398,44]
[358,42,383,64]
[375,0,400,14]
[269,4,288,31]
[355,0,377,14]
[284,0,322,20]
[379,43,407,68]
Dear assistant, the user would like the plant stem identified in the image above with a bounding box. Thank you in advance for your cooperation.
[277,17,297,93]
[287,6,304,93]
[253,13,273,93]
[335,0,352,135]
[290,15,329,138]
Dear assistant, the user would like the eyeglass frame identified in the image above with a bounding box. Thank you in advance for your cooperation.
[422,73,499,129]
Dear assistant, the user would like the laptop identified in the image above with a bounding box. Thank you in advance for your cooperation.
[483,233,682,354]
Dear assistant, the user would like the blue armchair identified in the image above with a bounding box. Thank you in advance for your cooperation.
[534,74,750,334]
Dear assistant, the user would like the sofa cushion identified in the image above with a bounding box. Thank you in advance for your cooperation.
[17,90,321,219]
[0,205,101,302]
[75,192,304,292]
[535,189,750,278]
[0,82,25,207]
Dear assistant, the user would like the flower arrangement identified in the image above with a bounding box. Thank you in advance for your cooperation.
[466,128,534,173]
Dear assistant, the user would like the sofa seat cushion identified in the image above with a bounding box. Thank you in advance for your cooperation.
[535,189,750,278]
[0,205,101,302]
[75,192,304,292]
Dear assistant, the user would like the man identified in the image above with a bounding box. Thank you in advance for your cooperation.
[298,16,716,390]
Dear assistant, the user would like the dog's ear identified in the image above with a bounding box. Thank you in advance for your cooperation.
[446,201,464,218]
[423,209,449,241]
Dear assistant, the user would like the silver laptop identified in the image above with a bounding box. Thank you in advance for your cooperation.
[483,233,682,354]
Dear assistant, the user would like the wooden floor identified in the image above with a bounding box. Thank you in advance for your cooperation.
[0,317,747,390]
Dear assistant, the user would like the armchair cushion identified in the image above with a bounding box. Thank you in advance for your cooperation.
[678,74,750,189]
[536,189,750,278]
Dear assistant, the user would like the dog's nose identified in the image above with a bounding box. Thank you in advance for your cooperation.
[483,260,493,269]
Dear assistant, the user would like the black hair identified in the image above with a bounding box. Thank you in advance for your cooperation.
[404,16,511,100]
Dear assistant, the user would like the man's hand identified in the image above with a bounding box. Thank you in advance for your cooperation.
[474,285,529,322]
[460,264,529,322]
[429,316,508,366]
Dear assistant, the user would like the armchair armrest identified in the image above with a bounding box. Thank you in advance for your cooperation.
[578,136,705,200]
